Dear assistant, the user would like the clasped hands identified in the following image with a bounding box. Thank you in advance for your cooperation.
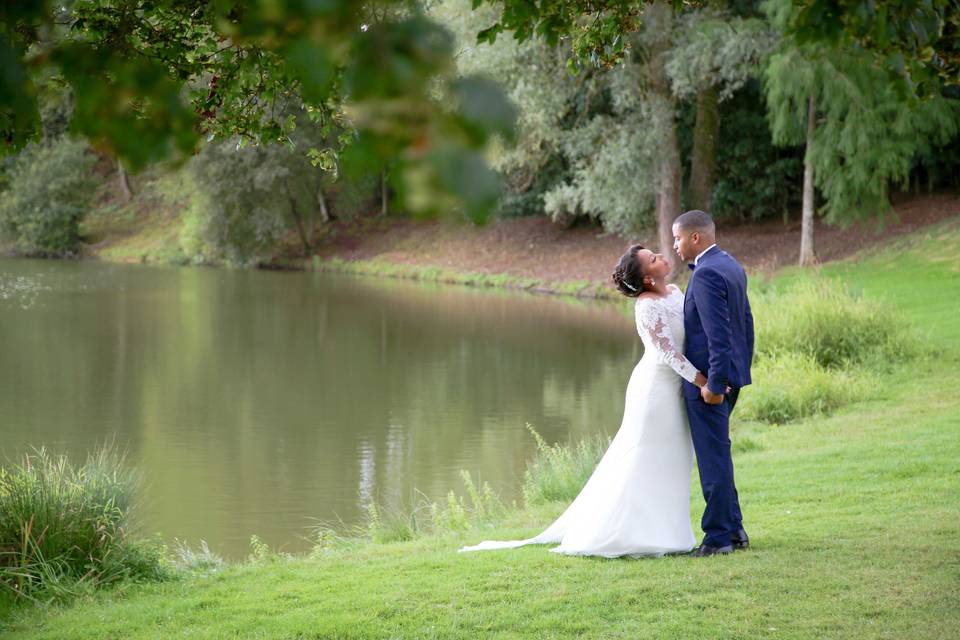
[693,372,730,405]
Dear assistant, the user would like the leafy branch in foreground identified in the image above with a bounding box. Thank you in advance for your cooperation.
[2,1,517,222]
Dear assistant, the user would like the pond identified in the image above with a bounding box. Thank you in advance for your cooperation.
[0,259,642,558]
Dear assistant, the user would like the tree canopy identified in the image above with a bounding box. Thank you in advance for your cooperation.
[474,0,959,93]
[1,1,517,221]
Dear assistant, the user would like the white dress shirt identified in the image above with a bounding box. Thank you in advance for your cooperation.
[694,243,717,266]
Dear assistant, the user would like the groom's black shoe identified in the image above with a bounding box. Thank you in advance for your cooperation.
[731,529,750,551]
[689,543,734,557]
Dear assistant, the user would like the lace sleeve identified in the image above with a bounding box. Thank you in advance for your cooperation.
[635,298,700,384]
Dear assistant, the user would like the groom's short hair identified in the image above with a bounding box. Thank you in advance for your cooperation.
[674,210,716,235]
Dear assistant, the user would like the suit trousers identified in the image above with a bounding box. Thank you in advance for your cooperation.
[685,388,743,548]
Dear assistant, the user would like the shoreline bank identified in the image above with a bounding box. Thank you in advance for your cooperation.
[73,187,960,298]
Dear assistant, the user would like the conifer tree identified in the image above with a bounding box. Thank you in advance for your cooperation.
[764,0,960,266]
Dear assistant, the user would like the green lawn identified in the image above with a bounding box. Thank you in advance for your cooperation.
[2,223,959,639]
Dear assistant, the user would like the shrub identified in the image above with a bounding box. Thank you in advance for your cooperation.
[0,138,97,256]
[522,424,609,506]
[0,446,170,602]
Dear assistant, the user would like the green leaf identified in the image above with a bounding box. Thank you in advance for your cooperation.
[285,38,335,104]
[0,36,40,153]
[453,76,517,143]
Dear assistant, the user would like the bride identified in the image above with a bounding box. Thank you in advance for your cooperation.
[460,245,710,557]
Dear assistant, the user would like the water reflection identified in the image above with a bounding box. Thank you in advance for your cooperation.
[0,258,642,558]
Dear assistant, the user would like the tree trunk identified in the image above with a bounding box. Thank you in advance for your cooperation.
[117,157,132,202]
[689,84,719,213]
[317,185,330,223]
[286,184,313,255]
[647,1,682,277]
[800,94,817,266]
[381,170,388,217]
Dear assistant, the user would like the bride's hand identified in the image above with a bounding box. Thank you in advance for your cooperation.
[700,386,725,405]
[694,372,708,388]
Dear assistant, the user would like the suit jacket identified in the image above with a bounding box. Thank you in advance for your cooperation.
[682,246,755,399]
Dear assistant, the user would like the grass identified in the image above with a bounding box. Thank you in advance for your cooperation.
[1,224,958,638]
[2,365,957,638]
[81,169,191,265]
[771,218,960,349]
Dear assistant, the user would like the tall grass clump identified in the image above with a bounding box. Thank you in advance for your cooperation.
[361,470,505,544]
[739,277,918,423]
[737,352,872,424]
[752,278,917,369]
[0,447,169,603]
[522,424,609,506]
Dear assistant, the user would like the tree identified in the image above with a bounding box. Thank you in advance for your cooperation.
[1,1,516,222]
[0,138,97,256]
[470,0,771,275]
[180,107,344,266]
[667,10,775,211]
[764,0,960,266]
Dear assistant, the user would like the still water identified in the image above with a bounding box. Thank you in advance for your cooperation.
[0,259,642,558]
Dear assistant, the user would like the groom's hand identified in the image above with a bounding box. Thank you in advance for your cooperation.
[701,386,725,405]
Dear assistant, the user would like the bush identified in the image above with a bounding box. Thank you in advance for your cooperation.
[0,446,170,602]
[0,138,97,256]
[522,425,609,506]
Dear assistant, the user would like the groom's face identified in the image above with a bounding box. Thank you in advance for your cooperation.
[672,224,695,262]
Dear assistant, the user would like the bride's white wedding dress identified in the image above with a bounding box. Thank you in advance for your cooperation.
[460,285,697,557]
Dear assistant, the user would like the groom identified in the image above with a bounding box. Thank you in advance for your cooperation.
[672,210,754,557]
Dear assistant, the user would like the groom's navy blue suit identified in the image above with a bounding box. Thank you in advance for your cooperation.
[682,245,754,548]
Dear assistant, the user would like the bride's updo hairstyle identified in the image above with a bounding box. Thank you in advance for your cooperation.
[612,244,646,298]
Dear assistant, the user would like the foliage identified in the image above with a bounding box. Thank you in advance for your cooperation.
[434,2,777,233]
[171,540,224,576]
[0,138,96,256]
[2,1,516,222]
[0,446,170,603]
[733,276,921,423]
[785,0,960,95]
[474,0,960,96]
[430,1,577,218]
[764,0,960,225]
[472,0,651,70]
[667,10,776,101]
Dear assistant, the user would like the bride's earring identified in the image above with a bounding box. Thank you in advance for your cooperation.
[650,279,656,286]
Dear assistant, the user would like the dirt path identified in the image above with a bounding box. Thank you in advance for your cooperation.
[306,193,960,284]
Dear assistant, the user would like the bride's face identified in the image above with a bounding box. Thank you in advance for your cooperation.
[637,250,671,282]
